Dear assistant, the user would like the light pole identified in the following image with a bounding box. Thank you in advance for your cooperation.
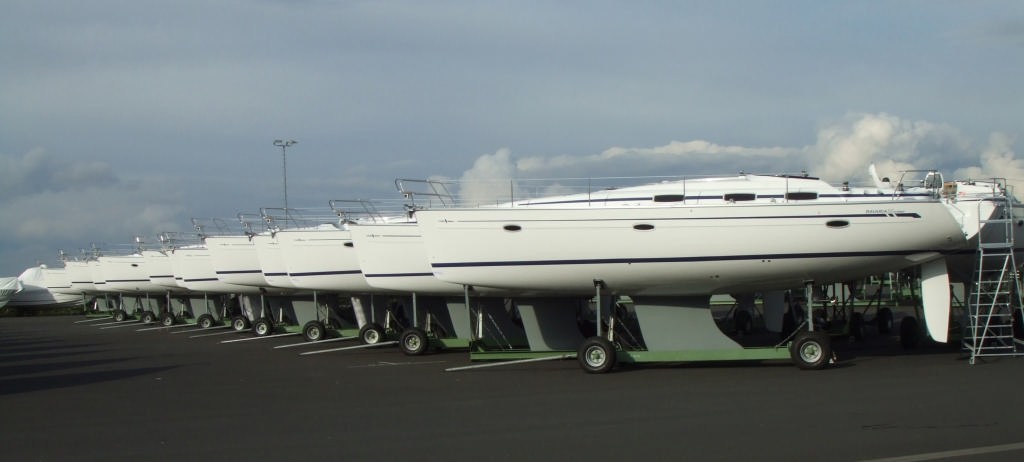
[273,139,297,212]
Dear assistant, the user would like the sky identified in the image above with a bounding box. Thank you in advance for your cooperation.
[1,0,1023,276]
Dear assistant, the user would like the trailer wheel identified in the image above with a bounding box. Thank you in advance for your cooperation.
[578,336,617,374]
[399,327,428,355]
[900,317,919,349]
[231,315,250,332]
[160,312,175,327]
[302,321,325,342]
[790,331,832,370]
[141,311,156,324]
[359,323,385,345]
[197,314,215,329]
[113,310,127,322]
[877,307,894,334]
[253,318,274,336]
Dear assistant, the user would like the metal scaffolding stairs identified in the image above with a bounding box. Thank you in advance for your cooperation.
[965,184,1024,364]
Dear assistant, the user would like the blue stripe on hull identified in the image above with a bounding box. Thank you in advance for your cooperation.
[432,249,946,269]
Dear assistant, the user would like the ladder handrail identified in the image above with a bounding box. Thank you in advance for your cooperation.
[966,180,1023,363]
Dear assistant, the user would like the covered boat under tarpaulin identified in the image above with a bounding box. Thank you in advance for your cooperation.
[6,266,81,308]
[0,276,22,309]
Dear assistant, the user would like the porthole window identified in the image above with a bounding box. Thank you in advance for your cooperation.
[724,193,756,202]
[503,224,522,232]
[785,192,818,200]
[826,220,849,229]
[633,224,655,231]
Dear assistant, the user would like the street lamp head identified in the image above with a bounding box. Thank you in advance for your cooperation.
[273,139,297,147]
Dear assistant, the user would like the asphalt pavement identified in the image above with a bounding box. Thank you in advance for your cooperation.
[2,315,1024,461]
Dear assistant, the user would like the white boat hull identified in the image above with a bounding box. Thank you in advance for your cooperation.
[275,227,373,292]
[140,250,189,292]
[250,234,298,290]
[416,200,967,296]
[63,260,98,294]
[206,235,270,288]
[87,260,109,292]
[41,267,79,295]
[170,246,261,294]
[98,254,170,293]
[349,222,464,295]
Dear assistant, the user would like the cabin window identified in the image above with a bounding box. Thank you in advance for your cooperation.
[633,224,655,231]
[826,220,849,229]
[344,242,354,247]
[723,193,756,202]
[785,192,818,201]
[653,194,684,202]
[503,224,522,232]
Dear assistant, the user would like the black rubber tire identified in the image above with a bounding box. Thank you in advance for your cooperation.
[849,312,865,341]
[578,336,617,374]
[399,327,428,356]
[302,320,325,342]
[160,312,175,327]
[359,323,385,345]
[900,316,919,349]
[877,307,894,334]
[253,318,274,336]
[141,311,156,324]
[790,330,833,370]
[113,310,127,322]
[231,315,250,331]
[197,314,215,329]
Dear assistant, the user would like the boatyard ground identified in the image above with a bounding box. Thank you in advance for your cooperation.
[2,315,1024,462]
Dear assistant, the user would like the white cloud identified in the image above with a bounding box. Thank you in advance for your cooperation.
[0,148,118,200]
[954,132,1024,193]
[2,182,184,244]
[456,148,517,206]
[806,113,973,184]
[458,113,1020,198]
[514,140,795,176]
[0,148,186,265]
